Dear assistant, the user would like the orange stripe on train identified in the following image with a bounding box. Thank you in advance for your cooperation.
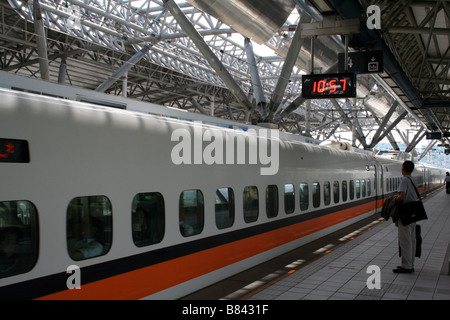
[38,201,376,300]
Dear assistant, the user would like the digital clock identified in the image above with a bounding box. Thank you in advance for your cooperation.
[301,73,357,99]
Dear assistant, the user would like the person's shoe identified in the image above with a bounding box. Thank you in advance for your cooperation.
[393,267,414,273]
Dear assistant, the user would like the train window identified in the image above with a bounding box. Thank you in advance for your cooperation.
[367,179,371,196]
[179,190,204,237]
[341,181,348,202]
[323,181,331,206]
[284,184,295,214]
[215,188,235,230]
[355,180,360,198]
[312,182,321,208]
[349,180,355,200]
[361,179,366,197]
[299,183,309,211]
[131,193,165,247]
[243,186,259,223]
[266,185,279,218]
[333,181,340,204]
[67,196,112,261]
[0,201,38,279]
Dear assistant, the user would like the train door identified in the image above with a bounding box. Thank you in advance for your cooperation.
[376,164,384,210]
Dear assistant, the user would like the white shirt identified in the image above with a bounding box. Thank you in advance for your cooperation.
[73,238,103,258]
[398,176,419,204]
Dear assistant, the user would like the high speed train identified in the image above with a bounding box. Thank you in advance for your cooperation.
[0,88,445,299]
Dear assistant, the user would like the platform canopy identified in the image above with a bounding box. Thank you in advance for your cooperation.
[0,0,448,164]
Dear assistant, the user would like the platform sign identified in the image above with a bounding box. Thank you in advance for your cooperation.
[426,132,442,140]
[338,51,383,74]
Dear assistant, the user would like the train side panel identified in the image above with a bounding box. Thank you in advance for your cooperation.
[0,89,445,299]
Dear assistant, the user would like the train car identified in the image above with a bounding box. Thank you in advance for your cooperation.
[0,89,445,299]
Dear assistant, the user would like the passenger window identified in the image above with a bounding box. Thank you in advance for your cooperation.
[367,179,371,196]
[0,201,38,279]
[349,180,355,200]
[179,190,204,237]
[243,186,259,223]
[355,180,360,198]
[299,183,309,211]
[324,181,331,206]
[284,184,295,214]
[131,193,165,247]
[342,181,348,202]
[266,185,279,218]
[333,181,340,204]
[215,188,235,230]
[67,196,112,261]
[361,179,366,197]
[312,182,321,208]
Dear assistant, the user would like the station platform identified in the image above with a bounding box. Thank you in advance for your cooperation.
[242,188,450,300]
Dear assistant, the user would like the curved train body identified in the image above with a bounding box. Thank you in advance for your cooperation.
[0,89,444,299]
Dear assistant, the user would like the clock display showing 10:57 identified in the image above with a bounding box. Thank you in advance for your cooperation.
[301,73,357,99]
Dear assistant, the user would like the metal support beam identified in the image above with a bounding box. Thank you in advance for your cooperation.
[385,132,401,151]
[368,101,399,148]
[405,128,426,153]
[269,11,306,117]
[324,123,341,141]
[387,27,450,36]
[244,37,267,119]
[189,98,208,115]
[58,57,66,84]
[330,99,367,149]
[299,17,360,37]
[96,43,156,93]
[373,110,409,147]
[305,99,311,136]
[33,0,49,80]
[162,0,254,113]
[346,99,367,148]
[416,0,441,88]
[418,140,438,162]
[273,62,338,123]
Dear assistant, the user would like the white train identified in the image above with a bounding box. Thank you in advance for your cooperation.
[0,89,444,299]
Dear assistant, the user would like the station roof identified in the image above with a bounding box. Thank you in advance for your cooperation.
[0,0,449,161]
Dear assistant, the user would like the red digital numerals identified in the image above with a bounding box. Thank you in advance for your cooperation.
[0,142,15,159]
[312,79,347,93]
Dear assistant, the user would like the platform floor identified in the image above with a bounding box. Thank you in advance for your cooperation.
[246,188,450,300]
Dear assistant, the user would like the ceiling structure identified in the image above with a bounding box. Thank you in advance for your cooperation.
[0,0,449,161]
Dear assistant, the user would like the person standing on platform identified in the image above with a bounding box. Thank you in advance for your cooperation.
[444,172,450,194]
[393,160,417,273]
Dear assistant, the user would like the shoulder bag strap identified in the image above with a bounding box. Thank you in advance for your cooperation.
[407,176,421,200]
